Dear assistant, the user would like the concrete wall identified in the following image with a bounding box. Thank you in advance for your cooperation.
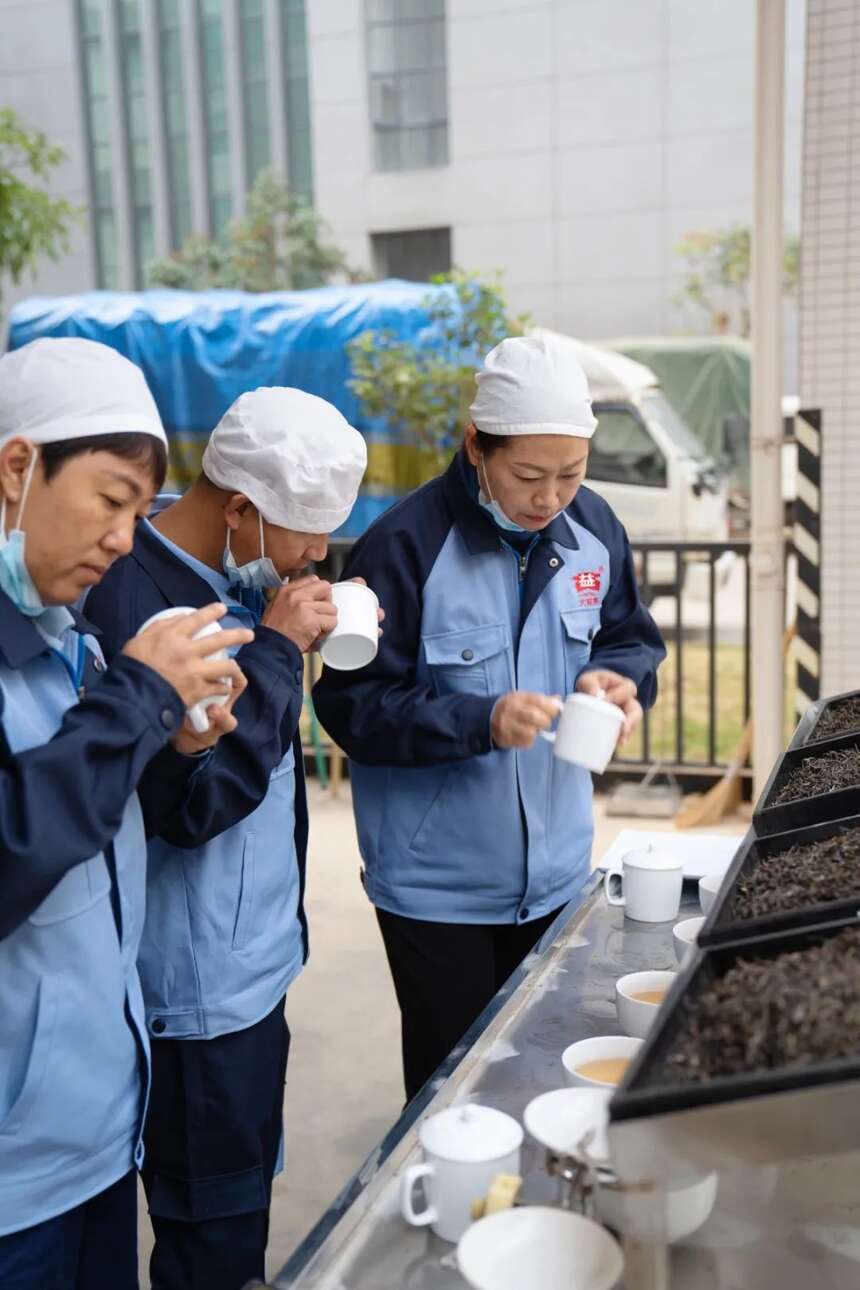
[308,0,806,387]
[800,0,860,696]
[0,0,95,319]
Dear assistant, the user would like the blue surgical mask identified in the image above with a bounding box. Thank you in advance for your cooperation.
[477,456,531,534]
[223,510,284,590]
[0,448,46,617]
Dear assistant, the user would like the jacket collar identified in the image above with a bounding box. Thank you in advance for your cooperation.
[0,588,101,670]
[442,448,580,555]
[134,519,222,610]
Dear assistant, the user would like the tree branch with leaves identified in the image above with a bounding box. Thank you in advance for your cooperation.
[0,108,79,312]
[674,223,800,337]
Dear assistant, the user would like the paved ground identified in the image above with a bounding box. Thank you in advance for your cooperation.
[137,781,749,1285]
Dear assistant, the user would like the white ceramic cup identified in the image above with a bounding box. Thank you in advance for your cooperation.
[399,1104,523,1244]
[615,970,677,1040]
[673,916,705,963]
[561,1036,643,1090]
[540,692,625,774]
[319,581,379,672]
[136,606,229,734]
[524,1087,612,1162]
[698,873,724,914]
[458,1207,624,1290]
[603,845,684,923]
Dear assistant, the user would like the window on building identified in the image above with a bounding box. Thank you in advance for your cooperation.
[365,0,448,172]
[588,406,668,489]
[281,0,313,197]
[240,0,270,187]
[78,0,119,287]
[157,0,192,248]
[118,0,154,284]
[198,0,231,236]
[371,227,451,281]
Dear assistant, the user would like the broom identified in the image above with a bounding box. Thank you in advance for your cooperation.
[674,621,796,830]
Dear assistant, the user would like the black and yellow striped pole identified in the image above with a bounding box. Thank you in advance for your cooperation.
[793,408,822,720]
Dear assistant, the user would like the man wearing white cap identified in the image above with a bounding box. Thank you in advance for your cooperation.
[315,334,666,1102]
[87,386,367,1290]
[0,338,253,1290]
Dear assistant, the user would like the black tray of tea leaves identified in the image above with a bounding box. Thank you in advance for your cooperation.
[699,815,860,947]
[789,690,860,751]
[753,730,860,837]
[610,917,860,1124]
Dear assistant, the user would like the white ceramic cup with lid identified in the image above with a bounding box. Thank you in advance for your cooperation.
[603,844,684,923]
[539,691,625,774]
[400,1103,523,1243]
[136,606,229,734]
[319,581,379,671]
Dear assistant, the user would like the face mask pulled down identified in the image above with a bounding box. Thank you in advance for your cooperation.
[477,454,562,534]
[223,509,284,590]
[0,448,45,616]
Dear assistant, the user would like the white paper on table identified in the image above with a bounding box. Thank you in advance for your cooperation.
[594,828,745,880]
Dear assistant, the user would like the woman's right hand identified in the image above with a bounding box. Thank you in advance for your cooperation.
[121,604,253,710]
[491,691,563,749]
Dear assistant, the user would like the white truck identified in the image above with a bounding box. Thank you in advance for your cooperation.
[535,330,729,597]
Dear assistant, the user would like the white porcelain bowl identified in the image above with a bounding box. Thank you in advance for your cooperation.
[458,1206,624,1290]
[673,916,705,964]
[698,874,724,915]
[561,1036,643,1090]
[597,1171,719,1245]
[615,970,677,1039]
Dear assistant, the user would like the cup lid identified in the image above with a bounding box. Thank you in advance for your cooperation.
[419,1103,523,1163]
[565,692,626,727]
[622,842,683,871]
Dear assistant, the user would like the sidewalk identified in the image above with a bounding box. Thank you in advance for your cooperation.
[136,782,748,1282]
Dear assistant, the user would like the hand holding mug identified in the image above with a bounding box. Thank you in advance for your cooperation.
[577,669,643,746]
[491,692,563,750]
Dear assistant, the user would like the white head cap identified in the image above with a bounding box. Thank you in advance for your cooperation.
[0,337,167,448]
[469,334,598,439]
[202,387,367,534]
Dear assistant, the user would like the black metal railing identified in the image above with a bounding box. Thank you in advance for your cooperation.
[320,539,755,784]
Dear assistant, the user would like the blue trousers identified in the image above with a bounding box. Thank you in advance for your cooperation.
[142,996,290,1290]
[0,1170,137,1290]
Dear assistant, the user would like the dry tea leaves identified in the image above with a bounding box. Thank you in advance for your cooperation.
[771,747,860,805]
[657,927,860,1084]
[731,826,860,919]
[814,698,860,741]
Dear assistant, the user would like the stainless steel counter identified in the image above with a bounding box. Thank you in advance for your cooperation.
[269,875,685,1289]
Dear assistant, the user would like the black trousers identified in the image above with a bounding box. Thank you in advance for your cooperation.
[0,1170,138,1290]
[377,906,565,1102]
[141,997,290,1290]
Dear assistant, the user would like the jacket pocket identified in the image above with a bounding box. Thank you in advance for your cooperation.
[28,858,111,927]
[561,607,601,695]
[422,623,512,698]
[232,834,256,951]
[0,978,59,1137]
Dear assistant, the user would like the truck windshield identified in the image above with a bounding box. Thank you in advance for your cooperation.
[642,391,707,462]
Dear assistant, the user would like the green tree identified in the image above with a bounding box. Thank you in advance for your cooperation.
[674,224,800,337]
[147,168,358,291]
[0,108,79,310]
[347,271,529,481]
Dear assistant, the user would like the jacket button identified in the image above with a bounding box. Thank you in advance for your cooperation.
[519,907,530,921]
[294,668,303,684]
[160,708,175,731]
[461,649,474,662]
[151,1018,166,1034]
[548,557,560,569]
[93,656,106,672]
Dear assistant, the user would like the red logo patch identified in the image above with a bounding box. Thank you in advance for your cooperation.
[573,570,602,594]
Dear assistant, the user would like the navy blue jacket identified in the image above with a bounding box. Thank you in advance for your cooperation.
[314,450,666,923]
[86,519,309,1038]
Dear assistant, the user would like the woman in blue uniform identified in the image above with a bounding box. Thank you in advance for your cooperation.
[314,334,667,1101]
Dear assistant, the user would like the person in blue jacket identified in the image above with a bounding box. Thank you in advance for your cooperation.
[0,337,253,1290]
[314,334,667,1101]
[86,386,368,1290]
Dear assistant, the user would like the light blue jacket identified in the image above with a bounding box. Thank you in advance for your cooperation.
[314,452,666,925]
[0,593,188,1234]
